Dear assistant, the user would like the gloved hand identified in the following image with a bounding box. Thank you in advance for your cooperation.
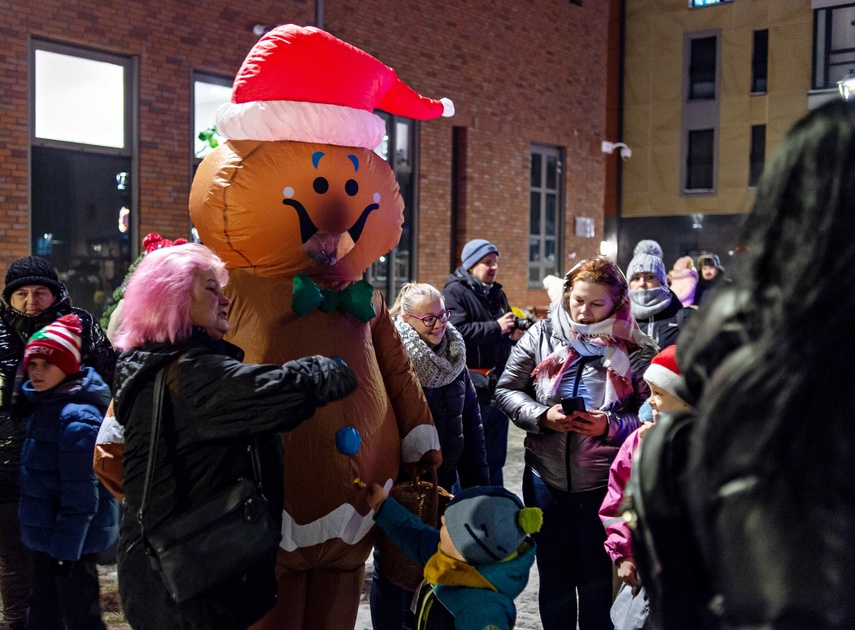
[308,355,358,404]
[51,558,74,578]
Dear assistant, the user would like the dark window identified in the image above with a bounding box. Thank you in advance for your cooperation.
[31,41,136,321]
[529,145,563,286]
[366,114,417,304]
[752,30,769,93]
[813,5,855,90]
[686,129,715,191]
[749,125,766,187]
[689,37,717,100]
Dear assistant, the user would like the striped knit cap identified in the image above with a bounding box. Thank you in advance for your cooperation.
[24,314,82,375]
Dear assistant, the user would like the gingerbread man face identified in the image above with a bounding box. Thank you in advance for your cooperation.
[190,139,404,283]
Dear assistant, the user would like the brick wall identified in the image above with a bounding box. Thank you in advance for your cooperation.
[2,0,610,309]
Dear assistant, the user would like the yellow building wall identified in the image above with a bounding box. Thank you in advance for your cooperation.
[622,0,812,218]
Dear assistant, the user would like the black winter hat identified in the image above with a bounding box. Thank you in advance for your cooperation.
[3,256,63,302]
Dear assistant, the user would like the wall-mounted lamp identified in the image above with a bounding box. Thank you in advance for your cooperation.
[601,141,632,160]
[839,69,855,100]
[253,24,273,36]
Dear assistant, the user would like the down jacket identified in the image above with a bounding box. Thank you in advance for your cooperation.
[113,330,355,629]
[19,366,117,560]
[0,287,116,505]
[496,317,654,493]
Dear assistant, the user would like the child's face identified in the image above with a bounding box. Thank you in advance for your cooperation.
[439,515,466,562]
[648,384,691,415]
[27,358,65,392]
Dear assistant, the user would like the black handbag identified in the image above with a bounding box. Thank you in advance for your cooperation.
[138,367,282,604]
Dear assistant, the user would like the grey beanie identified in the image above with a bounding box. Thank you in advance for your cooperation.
[444,486,542,565]
[633,239,664,259]
[627,252,668,287]
[460,239,499,271]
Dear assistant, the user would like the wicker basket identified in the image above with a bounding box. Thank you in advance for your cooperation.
[376,469,453,591]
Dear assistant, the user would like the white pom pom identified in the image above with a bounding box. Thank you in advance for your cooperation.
[441,98,455,118]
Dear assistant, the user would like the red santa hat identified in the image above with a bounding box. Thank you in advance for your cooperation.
[643,345,682,398]
[216,24,455,150]
[24,314,83,376]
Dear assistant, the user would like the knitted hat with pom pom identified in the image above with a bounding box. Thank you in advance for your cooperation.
[24,314,82,375]
[444,486,543,565]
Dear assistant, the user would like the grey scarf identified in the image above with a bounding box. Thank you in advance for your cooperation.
[393,316,467,389]
[629,287,672,320]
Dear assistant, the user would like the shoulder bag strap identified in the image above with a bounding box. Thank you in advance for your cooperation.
[138,368,166,537]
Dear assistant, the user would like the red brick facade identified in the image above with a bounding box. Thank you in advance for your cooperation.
[1,0,610,309]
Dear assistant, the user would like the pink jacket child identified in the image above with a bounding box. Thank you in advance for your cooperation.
[667,256,698,308]
[599,345,691,586]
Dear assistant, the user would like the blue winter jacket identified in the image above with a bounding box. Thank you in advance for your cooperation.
[18,366,118,560]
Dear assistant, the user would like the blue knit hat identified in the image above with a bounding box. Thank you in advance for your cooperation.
[461,239,498,271]
[444,486,542,565]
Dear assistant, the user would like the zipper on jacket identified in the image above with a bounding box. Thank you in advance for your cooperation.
[565,355,593,491]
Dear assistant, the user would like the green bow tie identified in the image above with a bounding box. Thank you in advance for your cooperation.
[292,273,376,322]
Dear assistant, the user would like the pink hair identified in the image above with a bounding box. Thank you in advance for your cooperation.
[113,243,228,350]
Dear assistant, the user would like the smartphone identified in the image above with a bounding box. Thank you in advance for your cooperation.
[561,397,586,414]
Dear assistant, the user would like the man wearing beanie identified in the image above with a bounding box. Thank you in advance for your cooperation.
[443,239,519,486]
[625,250,692,350]
[20,314,117,628]
[368,483,542,630]
[0,256,116,627]
[599,344,691,629]
[693,252,728,306]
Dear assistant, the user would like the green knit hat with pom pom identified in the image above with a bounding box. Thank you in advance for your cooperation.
[445,486,543,565]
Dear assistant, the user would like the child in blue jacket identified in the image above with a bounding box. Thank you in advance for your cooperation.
[18,314,117,628]
[367,484,542,630]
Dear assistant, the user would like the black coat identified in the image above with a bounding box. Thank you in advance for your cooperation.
[113,330,350,629]
[632,292,693,350]
[0,287,115,504]
[423,368,489,490]
[442,268,513,373]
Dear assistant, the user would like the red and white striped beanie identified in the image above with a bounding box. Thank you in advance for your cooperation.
[24,314,83,375]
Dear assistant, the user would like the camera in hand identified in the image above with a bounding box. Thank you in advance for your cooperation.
[561,397,586,415]
[513,316,534,331]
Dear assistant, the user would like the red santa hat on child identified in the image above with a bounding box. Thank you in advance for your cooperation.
[643,345,682,398]
[216,24,455,150]
[24,314,83,376]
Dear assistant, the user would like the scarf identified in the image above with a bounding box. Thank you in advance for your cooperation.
[393,316,467,389]
[423,546,497,590]
[532,300,648,409]
[629,286,673,320]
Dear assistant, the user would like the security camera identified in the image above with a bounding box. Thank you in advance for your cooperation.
[601,141,632,160]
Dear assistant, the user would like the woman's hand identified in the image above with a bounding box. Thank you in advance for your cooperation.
[367,483,387,511]
[616,557,639,587]
[539,405,575,432]
[569,410,609,437]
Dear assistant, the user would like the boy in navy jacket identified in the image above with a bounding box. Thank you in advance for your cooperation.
[19,314,117,628]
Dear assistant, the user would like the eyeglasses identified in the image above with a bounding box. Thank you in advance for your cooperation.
[406,309,452,327]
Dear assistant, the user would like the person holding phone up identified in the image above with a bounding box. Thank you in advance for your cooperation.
[496,257,656,630]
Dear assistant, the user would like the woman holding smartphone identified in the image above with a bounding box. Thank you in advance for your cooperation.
[496,257,656,630]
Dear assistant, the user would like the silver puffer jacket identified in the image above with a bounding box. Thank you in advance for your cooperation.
[496,317,654,493]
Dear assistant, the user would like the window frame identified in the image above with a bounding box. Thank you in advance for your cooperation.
[751,29,769,94]
[528,144,564,288]
[813,3,855,91]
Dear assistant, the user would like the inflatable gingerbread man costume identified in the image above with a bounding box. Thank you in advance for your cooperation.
[190,25,453,628]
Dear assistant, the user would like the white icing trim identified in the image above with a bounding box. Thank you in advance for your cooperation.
[279,478,393,551]
[216,100,386,149]
[401,423,441,463]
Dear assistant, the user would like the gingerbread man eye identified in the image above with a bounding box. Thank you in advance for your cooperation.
[313,177,329,194]
[345,179,359,197]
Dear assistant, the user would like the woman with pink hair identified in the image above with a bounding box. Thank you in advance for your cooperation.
[111,243,357,628]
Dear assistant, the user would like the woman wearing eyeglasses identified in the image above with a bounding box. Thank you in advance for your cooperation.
[496,257,656,630]
[370,282,489,630]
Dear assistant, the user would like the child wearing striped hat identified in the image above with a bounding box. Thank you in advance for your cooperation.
[19,314,118,627]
